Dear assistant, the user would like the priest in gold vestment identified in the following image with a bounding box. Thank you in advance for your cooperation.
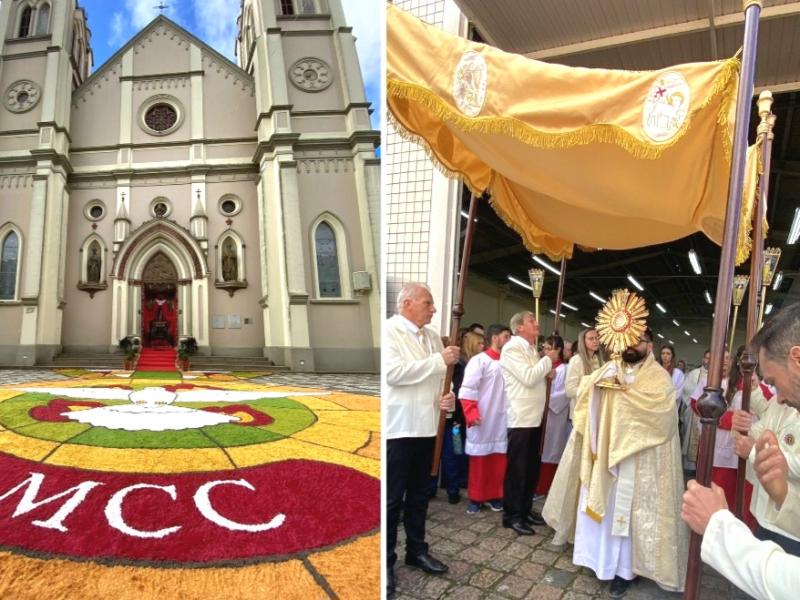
[543,291,688,596]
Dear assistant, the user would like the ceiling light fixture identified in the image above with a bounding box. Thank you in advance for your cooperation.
[692,338,698,344]
[672,319,680,326]
[460,210,478,223]
[532,255,562,276]
[589,291,606,303]
[627,274,644,291]
[561,301,579,311]
[684,330,691,336]
[657,333,665,339]
[765,303,774,315]
[688,249,702,275]
[788,208,800,244]
[655,302,667,313]
[773,271,783,291]
[507,275,531,291]
[548,309,566,318]
[704,290,713,304]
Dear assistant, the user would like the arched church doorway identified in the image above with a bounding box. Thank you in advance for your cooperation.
[140,252,178,347]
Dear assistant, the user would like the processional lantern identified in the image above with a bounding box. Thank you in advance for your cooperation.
[528,268,544,323]
[729,275,749,352]
[759,247,781,326]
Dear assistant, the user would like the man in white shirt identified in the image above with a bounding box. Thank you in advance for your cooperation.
[680,302,800,599]
[681,350,710,470]
[500,310,558,535]
[385,282,459,598]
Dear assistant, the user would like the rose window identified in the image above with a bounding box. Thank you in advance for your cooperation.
[144,104,178,132]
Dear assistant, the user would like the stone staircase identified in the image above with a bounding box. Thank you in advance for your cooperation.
[43,351,288,372]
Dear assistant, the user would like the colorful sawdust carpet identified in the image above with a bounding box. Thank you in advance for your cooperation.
[0,369,380,599]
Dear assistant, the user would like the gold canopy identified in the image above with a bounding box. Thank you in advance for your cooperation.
[387,5,745,260]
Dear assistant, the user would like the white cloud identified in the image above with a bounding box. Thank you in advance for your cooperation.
[191,0,240,61]
[341,0,381,94]
[126,0,172,29]
[108,12,125,47]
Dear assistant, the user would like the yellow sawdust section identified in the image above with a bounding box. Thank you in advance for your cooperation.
[0,390,23,402]
[324,392,380,412]
[357,432,380,460]
[293,421,370,453]
[0,429,58,461]
[44,445,234,473]
[0,552,325,600]
[286,395,348,411]
[308,533,379,600]
[315,410,379,432]
[227,437,379,479]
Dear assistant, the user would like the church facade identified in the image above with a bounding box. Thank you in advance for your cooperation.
[0,0,380,371]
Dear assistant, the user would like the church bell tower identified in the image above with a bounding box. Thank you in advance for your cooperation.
[0,0,91,365]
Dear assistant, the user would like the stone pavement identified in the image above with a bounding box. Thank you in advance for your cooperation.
[252,372,380,396]
[0,369,69,385]
[0,368,380,396]
[394,495,749,600]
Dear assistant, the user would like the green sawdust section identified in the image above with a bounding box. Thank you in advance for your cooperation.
[0,393,315,449]
[132,371,182,380]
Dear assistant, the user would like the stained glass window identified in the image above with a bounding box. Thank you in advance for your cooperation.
[35,4,50,36]
[280,0,294,15]
[315,222,341,297]
[0,232,19,300]
[144,104,177,132]
[19,7,32,37]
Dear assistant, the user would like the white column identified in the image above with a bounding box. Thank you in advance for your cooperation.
[352,151,380,348]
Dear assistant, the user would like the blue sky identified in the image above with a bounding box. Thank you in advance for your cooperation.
[77,0,381,129]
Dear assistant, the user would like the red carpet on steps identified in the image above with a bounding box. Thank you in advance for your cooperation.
[136,347,177,371]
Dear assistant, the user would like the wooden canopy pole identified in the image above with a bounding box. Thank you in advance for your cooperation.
[431,191,484,476]
[539,258,567,454]
[684,2,762,598]
[735,91,775,518]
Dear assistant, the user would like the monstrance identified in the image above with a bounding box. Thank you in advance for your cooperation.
[594,289,649,390]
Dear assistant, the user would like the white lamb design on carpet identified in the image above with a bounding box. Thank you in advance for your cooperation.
[14,386,327,432]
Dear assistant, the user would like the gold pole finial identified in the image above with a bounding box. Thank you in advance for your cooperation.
[528,268,544,323]
[762,248,782,287]
[743,0,763,10]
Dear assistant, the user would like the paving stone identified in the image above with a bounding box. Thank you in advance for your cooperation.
[477,537,511,554]
[529,549,560,566]
[561,593,592,600]
[451,529,480,545]
[444,559,475,584]
[433,539,466,557]
[523,583,563,600]
[444,586,485,600]
[514,562,547,581]
[470,569,504,589]
[459,545,497,564]
[505,541,534,560]
[495,574,534,598]
[554,557,580,573]
[487,552,522,572]
[570,574,601,595]
[422,576,453,599]
[469,520,496,534]
[541,568,575,589]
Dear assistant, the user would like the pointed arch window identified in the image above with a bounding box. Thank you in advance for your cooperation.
[0,230,20,300]
[35,3,50,36]
[18,6,33,38]
[314,222,341,298]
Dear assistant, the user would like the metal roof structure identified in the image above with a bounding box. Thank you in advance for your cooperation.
[453,0,800,349]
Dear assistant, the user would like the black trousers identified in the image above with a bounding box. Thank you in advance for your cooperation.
[503,426,542,522]
[387,436,435,568]
[755,524,800,556]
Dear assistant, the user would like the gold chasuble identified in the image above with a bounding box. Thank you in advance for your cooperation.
[387,5,749,261]
[542,355,689,592]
